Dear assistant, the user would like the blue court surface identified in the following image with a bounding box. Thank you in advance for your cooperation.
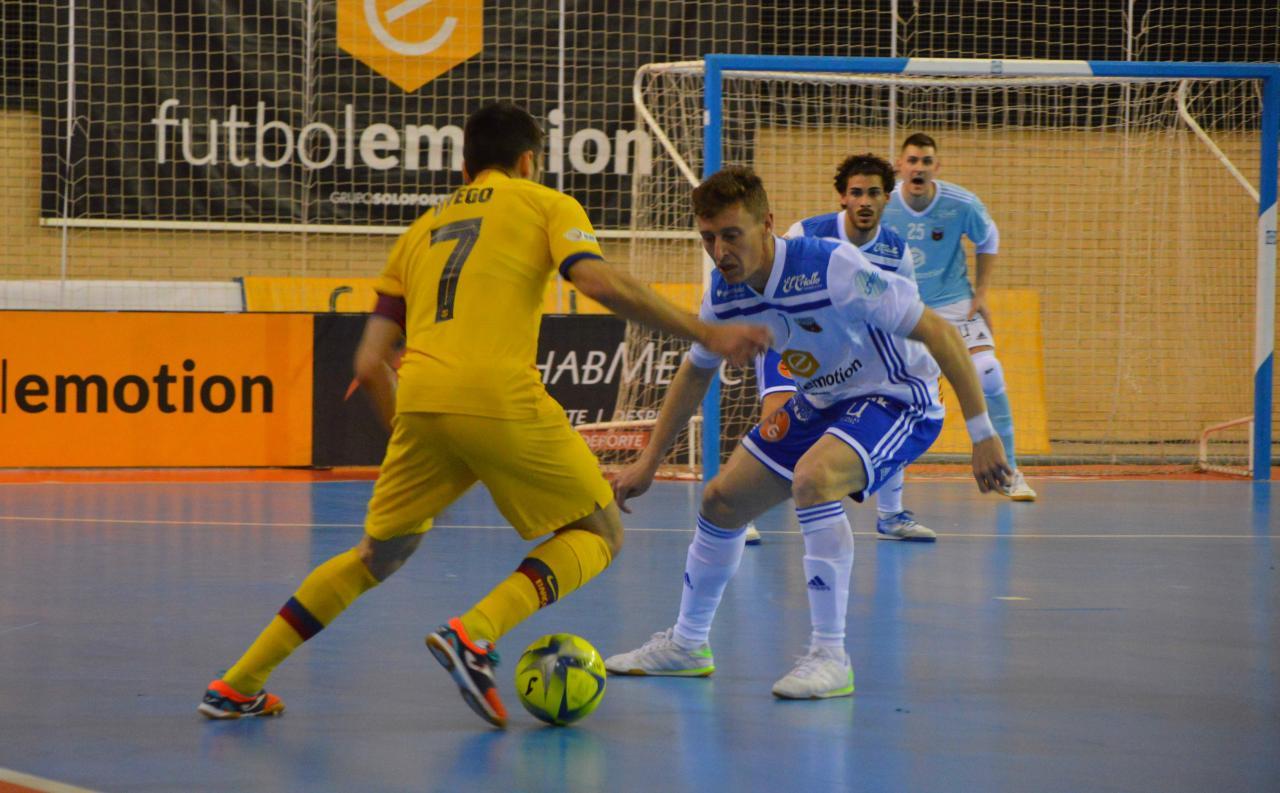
[0,477,1276,793]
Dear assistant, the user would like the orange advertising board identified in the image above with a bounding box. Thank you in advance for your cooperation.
[1,313,313,466]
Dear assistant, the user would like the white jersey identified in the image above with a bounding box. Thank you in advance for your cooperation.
[688,235,943,418]
[783,212,915,280]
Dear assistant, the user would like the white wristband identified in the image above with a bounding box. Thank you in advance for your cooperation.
[966,412,997,443]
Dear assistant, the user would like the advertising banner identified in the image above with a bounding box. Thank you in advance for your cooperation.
[39,2,676,231]
[0,312,313,466]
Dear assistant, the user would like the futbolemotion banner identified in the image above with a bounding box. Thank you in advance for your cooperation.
[38,2,728,230]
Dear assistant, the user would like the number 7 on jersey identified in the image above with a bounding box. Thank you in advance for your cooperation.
[432,218,482,322]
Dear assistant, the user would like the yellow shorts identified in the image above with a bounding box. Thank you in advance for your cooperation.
[363,397,614,542]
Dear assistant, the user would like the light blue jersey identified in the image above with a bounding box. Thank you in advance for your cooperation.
[881,179,997,307]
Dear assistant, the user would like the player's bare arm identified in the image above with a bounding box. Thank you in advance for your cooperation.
[970,251,997,327]
[352,313,404,431]
[566,257,770,366]
[612,359,717,512]
[908,308,1011,491]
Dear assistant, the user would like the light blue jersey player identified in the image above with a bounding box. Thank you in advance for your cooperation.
[744,153,936,543]
[603,167,1010,700]
[882,133,1036,500]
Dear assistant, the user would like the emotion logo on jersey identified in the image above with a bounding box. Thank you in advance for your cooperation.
[796,317,823,333]
[759,407,791,442]
[931,227,944,240]
[854,269,888,298]
[780,350,820,378]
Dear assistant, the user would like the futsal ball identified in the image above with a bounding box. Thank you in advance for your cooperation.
[514,633,607,726]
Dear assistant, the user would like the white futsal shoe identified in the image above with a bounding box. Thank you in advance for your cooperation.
[999,470,1037,502]
[743,523,762,545]
[875,510,937,542]
[604,628,715,677]
[771,645,854,699]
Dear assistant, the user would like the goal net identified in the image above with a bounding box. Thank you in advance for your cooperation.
[616,58,1276,475]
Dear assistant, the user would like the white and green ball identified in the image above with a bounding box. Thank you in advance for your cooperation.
[514,633,606,726]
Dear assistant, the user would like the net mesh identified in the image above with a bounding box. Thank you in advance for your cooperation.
[624,65,1271,470]
[1,2,1276,473]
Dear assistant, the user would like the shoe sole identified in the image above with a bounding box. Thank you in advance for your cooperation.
[875,532,936,543]
[1011,493,1036,502]
[745,537,762,546]
[772,684,855,700]
[772,672,855,700]
[605,665,715,677]
[425,634,507,729]
[196,701,284,720]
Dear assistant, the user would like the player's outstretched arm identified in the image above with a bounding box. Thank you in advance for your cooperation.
[908,308,1011,492]
[612,358,717,513]
[566,258,770,366]
[352,313,403,431]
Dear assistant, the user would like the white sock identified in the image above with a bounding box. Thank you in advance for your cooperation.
[796,501,855,653]
[876,470,905,515]
[672,514,746,648]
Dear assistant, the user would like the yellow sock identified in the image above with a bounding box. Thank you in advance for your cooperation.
[460,529,612,644]
[223,548,379,694]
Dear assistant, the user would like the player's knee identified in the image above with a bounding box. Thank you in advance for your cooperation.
[699,477,739,526]
[791,459,855,507]
[567,501,624,558]
[972,351,1006,397]
[596,506,624,558]
[356,533,423,581]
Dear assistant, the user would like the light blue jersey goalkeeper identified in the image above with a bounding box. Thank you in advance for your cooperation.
[881,179,998,307]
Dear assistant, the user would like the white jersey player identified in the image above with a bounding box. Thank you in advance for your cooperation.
[882,133,1036,501]
[604,166,1010,700]
[745,152,936,544]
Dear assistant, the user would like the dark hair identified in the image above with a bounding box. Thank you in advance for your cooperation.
[691,166,770,221]
[833,152,896,194]
[901,132,938,152]
[463,102,544,175]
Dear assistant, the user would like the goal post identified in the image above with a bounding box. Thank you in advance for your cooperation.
[628,56,1279,481]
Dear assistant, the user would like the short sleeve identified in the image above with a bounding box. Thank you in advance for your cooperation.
[374,230,410,298]
[783,220,805,239]
[965,198,999,254]
[684,290,723,369]
[548,193,606,278]
[829,244,925,337]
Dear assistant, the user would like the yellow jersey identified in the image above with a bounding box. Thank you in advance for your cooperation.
[375,170,605,418]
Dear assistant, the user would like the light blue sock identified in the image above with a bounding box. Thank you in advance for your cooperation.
[986,390,1018,469]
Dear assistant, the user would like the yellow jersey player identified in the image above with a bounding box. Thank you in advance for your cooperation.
[198,102,770,728]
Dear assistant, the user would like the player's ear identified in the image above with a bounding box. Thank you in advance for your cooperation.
[462,164,473,185]
[762,210,774,234]
[516,149,537,179]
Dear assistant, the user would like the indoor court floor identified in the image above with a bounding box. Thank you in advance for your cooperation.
[0,475,1276,793]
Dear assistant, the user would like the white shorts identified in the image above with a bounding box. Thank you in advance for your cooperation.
[933,298,995,351]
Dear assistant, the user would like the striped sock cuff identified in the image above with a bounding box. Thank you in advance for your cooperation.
[696,514,746,539]
[277,596,325,641]
[796,502,846,532]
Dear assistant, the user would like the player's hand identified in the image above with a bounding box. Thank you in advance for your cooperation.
[971,436,1012,493]
[968,291,992,330]
[611,458,659,514]
[703,323,771,367]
